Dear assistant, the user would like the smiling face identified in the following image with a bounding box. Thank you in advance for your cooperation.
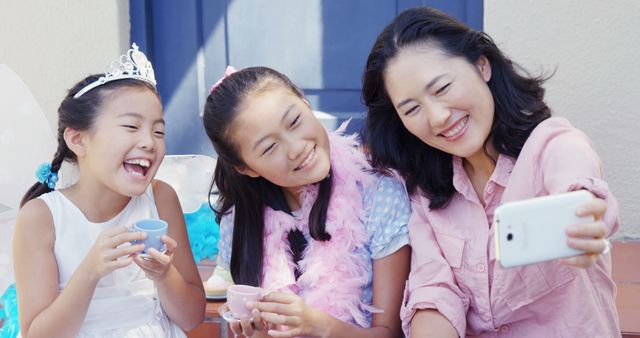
[77,86,165,197]
[383,44,495,160]
[228,83,330,195]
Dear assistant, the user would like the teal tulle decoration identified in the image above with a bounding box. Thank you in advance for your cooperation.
[184,203,220,263]
[0,284,19,338]
[35,163,58,189]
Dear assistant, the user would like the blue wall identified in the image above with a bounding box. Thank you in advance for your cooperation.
[131,0,483,155]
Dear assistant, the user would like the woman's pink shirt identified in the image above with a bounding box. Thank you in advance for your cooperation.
[402,117,620,337]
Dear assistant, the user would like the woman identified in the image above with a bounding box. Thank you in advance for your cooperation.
[362,7,619,337]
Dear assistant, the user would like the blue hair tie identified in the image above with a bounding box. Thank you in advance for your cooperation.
[36,163,59,189]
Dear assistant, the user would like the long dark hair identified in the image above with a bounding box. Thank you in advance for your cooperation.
[363,7,551,209]
[203,67,332,287]
[20,77,158,207]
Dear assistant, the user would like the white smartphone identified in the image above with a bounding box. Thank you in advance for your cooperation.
[494,190,594,268]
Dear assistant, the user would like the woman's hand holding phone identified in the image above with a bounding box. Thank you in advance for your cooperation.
[561,196,610,268]
[494,190,611,268]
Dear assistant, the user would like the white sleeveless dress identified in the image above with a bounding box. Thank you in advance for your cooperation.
[31,187,187,337]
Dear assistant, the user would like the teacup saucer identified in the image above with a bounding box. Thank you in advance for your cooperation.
[221,311,241,323]
[221,311,256,324]
[137,250,167,260]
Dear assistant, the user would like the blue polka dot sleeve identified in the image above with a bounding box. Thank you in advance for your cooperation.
[365,175,411,259]
[216,211,233,270]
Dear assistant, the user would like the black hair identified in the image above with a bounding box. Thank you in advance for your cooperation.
[20,76,159,207]
[203,66,332,286]
[362,7,551,209]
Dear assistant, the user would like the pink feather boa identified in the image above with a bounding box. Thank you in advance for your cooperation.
[261,123,376,328]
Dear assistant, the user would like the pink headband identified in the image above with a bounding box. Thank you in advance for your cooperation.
[210,65,237,93]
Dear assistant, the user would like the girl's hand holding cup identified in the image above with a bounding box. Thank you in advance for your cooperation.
[220,285,271,337]
[81,224,146,281]
[133,234,177,281]
[248,292,327,338]
[219,303,269,338]
[129,219,176,281]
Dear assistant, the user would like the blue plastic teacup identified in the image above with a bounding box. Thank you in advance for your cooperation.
[131,219,168,257]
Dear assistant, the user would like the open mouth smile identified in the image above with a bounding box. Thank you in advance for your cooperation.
[123,158,152,179]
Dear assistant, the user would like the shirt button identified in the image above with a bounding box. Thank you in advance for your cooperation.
[476,264,486,272]
[487,184,494,194]
[482,313,491,321]
[500,325,510,332]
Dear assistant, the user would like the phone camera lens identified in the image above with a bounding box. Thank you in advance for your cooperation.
[507,233,513,241]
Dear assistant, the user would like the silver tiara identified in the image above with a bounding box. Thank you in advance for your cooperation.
[73,43,156,99]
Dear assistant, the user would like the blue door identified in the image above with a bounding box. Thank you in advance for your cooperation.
[131,0,482,155]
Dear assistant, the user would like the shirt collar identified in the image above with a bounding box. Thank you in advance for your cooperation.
[452,154,515,201]
[491,154,515,189]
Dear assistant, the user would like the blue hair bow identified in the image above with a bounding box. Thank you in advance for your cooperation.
[36,163,59,189]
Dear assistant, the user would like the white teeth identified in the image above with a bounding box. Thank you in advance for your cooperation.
[441,116,468,138]
[124,159,151,168]
[296,148,315,170]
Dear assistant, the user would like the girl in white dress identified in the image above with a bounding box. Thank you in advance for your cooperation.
[12,44,206,337]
